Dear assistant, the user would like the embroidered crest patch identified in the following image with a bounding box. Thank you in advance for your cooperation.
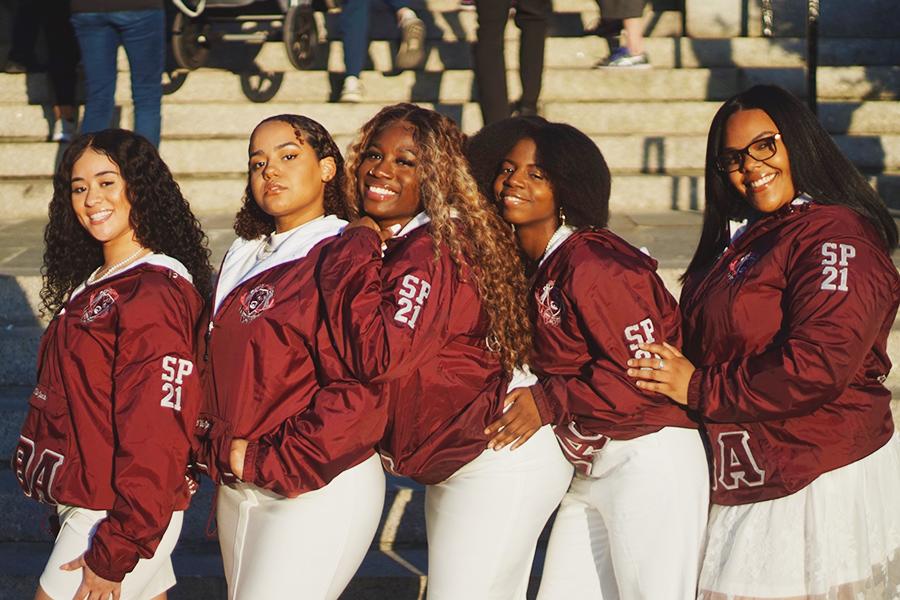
[535,280,563,327]
[727,252,760,282]
[239,284,275,323]
[81,288,119,323]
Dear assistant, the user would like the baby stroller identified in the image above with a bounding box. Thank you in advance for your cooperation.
[169,0,339,71]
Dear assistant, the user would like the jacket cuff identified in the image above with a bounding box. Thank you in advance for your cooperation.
[342,224,382,252]
[242,440,260,484]
[84,543,130,583]
[530,383,559,426]
[687,368,704,412]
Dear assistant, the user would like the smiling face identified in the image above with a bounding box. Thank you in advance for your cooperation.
[70,148,135,251]
[493,137,557,229]
[722,108,796,213]
[357,120,423,230]
[249,120,335,232]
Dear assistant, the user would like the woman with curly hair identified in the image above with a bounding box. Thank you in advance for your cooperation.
[195,114,387,599]
[15,128,211,600]
[466,117,708,598]
[629,85,900,598]
[317,103,572,598]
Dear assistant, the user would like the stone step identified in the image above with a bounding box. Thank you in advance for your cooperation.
[0,542,440,599]
[5,101,900,145]
[0,468,431,546]
[167,3,681,46]
[111,37,900,75]
[3,174,899,223]
[4,66,898,107]
[3,137,899,191]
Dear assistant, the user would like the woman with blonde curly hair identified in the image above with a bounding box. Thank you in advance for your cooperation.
[196,114,387,599]
[318,103,572,598]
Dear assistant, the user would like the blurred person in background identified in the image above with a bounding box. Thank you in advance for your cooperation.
[70,0,165,147]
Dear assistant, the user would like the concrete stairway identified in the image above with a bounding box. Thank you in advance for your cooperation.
[0,0,898,597]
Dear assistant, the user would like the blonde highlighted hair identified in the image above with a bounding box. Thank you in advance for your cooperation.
[345,103,532,371]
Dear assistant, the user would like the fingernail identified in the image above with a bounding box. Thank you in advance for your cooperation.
[627,359,635,366]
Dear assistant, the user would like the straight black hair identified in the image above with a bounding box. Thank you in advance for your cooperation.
[685,84,897,279]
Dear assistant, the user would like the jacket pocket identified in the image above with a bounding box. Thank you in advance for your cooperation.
[14,385,70,504]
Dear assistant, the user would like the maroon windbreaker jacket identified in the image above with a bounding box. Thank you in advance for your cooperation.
[196,219,385,497]
[682,201,900,505]
[528,228,697,474]
[317,215,510,484]
[14,258,203,582]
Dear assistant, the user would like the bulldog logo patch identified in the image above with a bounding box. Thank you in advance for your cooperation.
[81,288,119,323]
[727,252,760,282]
[239,284,275,323]
[535,280,563,327]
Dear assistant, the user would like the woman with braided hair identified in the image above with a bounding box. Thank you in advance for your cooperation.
[317,103,572,599]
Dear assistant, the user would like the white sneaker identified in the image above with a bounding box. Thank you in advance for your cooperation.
[51,118,77,142]
[340,75,362,103]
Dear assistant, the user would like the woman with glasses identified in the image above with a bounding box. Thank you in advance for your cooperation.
[628,84,900,598]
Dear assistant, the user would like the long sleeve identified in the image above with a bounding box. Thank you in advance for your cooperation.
[240,328,387,497]
[84,278,201,581]
[536,255,681,428]
[689,233,898,423]
[317,226,456,383]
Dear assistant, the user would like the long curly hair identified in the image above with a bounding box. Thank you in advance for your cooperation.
[234,114,354,240]
[345,103,532,371]
[686,84,897,279]
[41,129,213,317]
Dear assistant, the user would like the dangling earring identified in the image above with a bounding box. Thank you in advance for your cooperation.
[559,207,567,227]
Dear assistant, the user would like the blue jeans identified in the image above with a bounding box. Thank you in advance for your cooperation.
[70,9,164,147]
[340,0,409,77]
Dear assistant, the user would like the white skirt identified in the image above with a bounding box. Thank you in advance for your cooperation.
[699,431,900,600]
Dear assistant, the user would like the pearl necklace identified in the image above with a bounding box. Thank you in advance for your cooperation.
[538,225,572,264]
[87,247,148,285]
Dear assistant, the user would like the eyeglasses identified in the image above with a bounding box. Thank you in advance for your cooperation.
[715,133,782,173]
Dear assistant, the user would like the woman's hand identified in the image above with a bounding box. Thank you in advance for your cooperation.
[484,387,542,451]
[345,217,401,242]
[626,342,695,406]
[60,554,121,600]
[229,439,249,480]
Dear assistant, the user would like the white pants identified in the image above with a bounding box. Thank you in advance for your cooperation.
[40,507,182,600]
[216,453,385,600]
[537,426,709,600]
[424,424,573,600]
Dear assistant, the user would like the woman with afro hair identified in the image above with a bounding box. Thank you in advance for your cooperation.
[195,114,387,599]
[16,128,212,600]
[316,103,573,598]
[466,116,708,598]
